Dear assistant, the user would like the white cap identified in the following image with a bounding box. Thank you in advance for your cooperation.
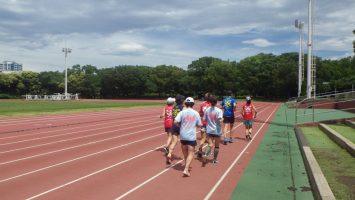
[167,97,175,103]
[185,97,194,103]
[246,96,251,101]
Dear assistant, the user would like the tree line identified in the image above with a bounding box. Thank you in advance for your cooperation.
[0,53,354,99]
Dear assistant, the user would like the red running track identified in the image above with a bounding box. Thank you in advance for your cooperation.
[0,102,279,200]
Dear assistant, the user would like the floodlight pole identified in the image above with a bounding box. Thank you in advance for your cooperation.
[306,0,314,99]
[295,20,304,98]
[62,47,72,96]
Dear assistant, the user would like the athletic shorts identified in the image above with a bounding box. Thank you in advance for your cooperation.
[180,140,197,146]
[223,116,235,123]
[243,120,253,126]
[207,133,221,138]
[171,125,180,135]
[165,128,172,133]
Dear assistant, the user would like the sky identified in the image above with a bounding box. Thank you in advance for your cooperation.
[0,0,354,72]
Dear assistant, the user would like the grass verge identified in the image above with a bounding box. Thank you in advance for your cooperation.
[328,124,355,143]
[301,127,355,200]
[0,100,162,117]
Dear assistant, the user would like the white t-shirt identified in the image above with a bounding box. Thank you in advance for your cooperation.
[203,106,223,136]
[175,107,202,141]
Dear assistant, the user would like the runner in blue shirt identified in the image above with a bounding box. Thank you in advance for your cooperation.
[174,97,202,177]
[220,90,237,145]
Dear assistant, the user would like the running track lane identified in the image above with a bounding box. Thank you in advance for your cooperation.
[0,102,276,199]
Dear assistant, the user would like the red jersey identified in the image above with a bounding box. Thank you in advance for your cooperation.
[199,101,211,125]
[242,103,254,120]
[164,105,174,128]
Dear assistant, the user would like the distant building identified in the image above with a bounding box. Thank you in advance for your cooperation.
[0,61,23,72]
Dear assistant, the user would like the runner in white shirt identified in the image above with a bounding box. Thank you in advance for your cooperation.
[174,97,202,177]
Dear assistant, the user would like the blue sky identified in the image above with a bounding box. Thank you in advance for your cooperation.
[0,0,354,71]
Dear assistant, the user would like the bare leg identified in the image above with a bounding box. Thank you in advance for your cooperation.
[166,134,178,164]
[229,122,234,142]
[183,145,195,176]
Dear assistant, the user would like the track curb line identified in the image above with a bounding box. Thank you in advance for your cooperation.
[294,126,336,200]
[319,123,355,157]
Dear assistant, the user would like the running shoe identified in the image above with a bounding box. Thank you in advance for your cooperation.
[229,137,233,143]
[197,150,203,158]
[166,155,172,165]
[223,138,228,145]
[164,147,169,155]
[212,159,219,164]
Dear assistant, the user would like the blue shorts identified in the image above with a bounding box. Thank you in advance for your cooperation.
[243,120,253,126]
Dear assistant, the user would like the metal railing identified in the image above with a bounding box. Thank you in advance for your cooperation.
[24,94,79,101]
[295,91,355,125]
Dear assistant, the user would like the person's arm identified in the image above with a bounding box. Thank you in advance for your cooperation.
[160,108,165,118]
[240,106,244,118]
[174,112,182,127]
[253,105,257,118]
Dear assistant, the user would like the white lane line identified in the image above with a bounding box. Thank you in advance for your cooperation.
[112,106,272,199]
[25,144,165,200]
[0,118,158,147]
[0,134,165,183]
[0,108,159,125]
[22,105,272,199]
[0,115,158,141]
[0,121,160,154]
[115,159,184,200]
[203,105,279,200]
[0,126,161,166]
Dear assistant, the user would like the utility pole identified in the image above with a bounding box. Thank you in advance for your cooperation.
[62,47,72,96]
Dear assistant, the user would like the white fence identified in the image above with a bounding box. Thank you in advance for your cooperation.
[24,94,79,101]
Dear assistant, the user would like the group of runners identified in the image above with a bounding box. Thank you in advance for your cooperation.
[160,91,257,177]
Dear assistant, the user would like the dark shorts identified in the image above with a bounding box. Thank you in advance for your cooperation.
[165,128,172,133]
[171,125,180,135]
[180,140,197,146]
[223,116,235,123]
[207,133,221,138]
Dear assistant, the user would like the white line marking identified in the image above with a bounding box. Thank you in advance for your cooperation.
[0,115,157,141]
[0,126,161,165]
[0,119,159,146]
[115,160,184,200]
[111,105,272,199]
[0,121,160,154]
[203,105,278,200]
[25,144,165,200]
[0,134,165,183]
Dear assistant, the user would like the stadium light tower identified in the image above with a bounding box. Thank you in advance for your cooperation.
[295,19,304,98]
[62,47,72,96]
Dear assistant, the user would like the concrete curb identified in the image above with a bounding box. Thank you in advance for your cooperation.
[295,126,336,200]
[345,120,355,129]
[319,123,355,157]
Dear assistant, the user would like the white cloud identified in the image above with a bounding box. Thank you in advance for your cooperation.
[0,0,353,71]
[242,39,276,47]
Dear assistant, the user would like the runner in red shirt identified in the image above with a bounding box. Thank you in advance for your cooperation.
[160,97,175,155]
[197,92,211,158]
[241,96,257,140]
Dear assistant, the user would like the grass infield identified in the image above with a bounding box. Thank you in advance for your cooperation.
[0,100,162,117]
[302,127,355,200]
